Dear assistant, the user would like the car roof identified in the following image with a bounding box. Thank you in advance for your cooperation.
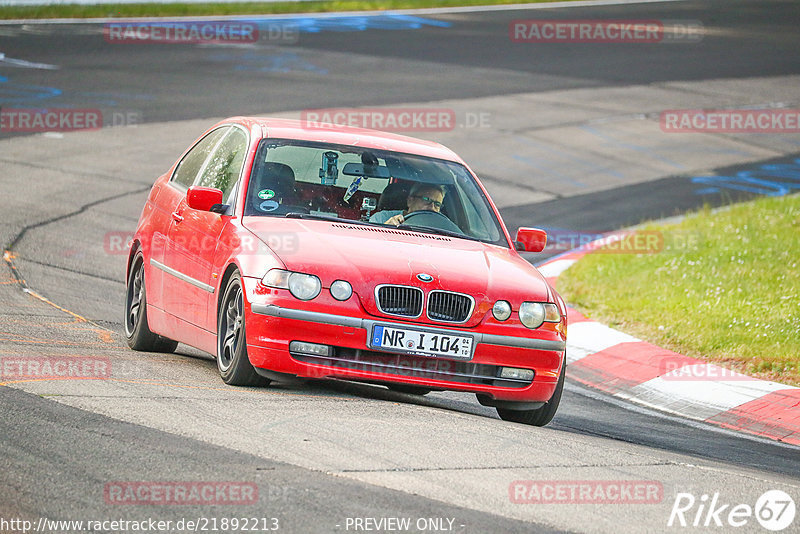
[221,117,465,164]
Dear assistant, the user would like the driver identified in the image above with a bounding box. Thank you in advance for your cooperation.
[370,183,446,226]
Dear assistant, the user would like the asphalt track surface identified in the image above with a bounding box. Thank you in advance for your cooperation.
[1,0,800,533]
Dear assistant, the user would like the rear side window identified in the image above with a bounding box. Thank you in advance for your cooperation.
[195,127,248,203]
[171,127,229,188]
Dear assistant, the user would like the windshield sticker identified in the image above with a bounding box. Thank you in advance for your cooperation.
[258,200,280,212]
[258,189,275,200]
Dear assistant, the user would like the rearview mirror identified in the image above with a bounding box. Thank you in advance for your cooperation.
[515,227,547,252]
[342,162,390,178]
[187,186,224,212]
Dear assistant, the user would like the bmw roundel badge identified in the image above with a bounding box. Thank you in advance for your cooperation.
[416,273,434,283]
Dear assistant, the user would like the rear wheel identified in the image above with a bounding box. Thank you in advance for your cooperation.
[217,272,270,387]
[124,254,178,353]
[496,363,565,427]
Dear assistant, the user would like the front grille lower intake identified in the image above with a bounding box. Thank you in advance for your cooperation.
[291,348,533,388]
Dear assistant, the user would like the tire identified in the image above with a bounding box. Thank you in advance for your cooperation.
[496,363,565,427]
[217,272,270,387]
[388,385,432,396]
[124,254,178,353]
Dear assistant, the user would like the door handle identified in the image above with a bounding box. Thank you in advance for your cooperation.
[171,211,184,223]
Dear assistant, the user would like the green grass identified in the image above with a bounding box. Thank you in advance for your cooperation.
[0,0,577,20]
[557,194,800,387]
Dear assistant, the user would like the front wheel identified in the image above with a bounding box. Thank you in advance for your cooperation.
[217,272,270,387]
[496,363,565,427]
[124,254,178,353]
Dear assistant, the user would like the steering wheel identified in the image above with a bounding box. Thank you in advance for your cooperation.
[401,210,463,234]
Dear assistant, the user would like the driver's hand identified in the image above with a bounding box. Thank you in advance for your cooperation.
[385,214,405,226]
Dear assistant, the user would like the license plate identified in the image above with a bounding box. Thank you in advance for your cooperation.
[370,324,473,359]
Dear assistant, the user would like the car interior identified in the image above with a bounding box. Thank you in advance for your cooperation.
[241,139,505,245]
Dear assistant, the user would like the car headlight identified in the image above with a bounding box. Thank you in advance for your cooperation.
[262,269,321,301]
[330,280,353,301]
[492,300,512,321]
[288,272,321,301]
[519,302,561,329]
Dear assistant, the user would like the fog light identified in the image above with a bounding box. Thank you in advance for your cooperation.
[289,341,332,357]
[330,280,353,301]
[492,300,512,321]
[499,367,534,381]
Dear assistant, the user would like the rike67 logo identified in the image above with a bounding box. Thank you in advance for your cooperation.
[668,490,795,531]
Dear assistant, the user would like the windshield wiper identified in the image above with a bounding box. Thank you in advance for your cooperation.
[284,212,376,227]
[396,224,482,242]
[284,213,485,242]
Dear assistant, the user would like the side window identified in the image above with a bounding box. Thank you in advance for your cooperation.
[195,127,248,203]
[171,127,229,188]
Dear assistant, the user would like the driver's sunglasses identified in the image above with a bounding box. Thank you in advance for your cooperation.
[411,195,443,209]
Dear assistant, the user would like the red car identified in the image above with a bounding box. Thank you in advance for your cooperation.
[125,117,568,426]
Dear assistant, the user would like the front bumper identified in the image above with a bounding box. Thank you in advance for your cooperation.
[245,301,566,403]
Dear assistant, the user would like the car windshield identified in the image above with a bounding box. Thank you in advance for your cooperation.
[245,139,507,246]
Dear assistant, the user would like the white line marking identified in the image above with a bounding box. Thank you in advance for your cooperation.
[537,258,576,278]
[626,372,792,420]
[564,380,800,450]
[0,52,58,70]
[566,322,639,362]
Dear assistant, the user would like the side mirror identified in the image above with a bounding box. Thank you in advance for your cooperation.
[515,227,547,252]
[187,186,224,212]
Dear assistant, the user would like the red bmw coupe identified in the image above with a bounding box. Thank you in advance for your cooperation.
[125,117,568,426]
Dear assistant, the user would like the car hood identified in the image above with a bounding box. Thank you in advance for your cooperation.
[243,217,551,326]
